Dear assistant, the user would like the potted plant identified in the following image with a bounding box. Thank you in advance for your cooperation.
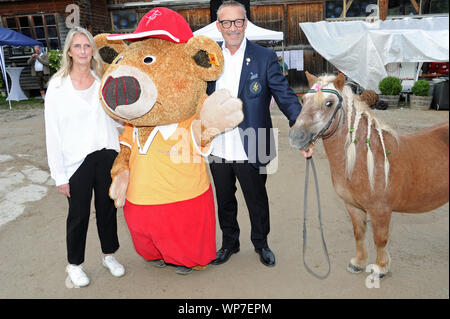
[409,79,432,111]
[378,76,402,108]
[48,49,62,76]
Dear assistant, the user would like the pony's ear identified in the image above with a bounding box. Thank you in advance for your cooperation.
[334,72,346,91]
[305,71,318,88]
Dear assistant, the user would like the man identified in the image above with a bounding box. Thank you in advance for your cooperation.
[278,56,289,77]
[27,45,50,101]
[208,1,313,267]
[210,0,251,22]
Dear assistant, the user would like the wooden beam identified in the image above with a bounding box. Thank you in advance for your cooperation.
[340,0,354,18]
[378,0,388,21]
[410,0,420,13]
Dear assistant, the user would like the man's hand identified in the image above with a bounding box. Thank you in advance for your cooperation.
[57,183,70,197]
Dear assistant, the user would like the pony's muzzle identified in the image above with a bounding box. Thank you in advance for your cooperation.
[289,127,313,150]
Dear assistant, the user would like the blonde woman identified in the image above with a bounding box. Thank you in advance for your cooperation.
[45,27,124,287]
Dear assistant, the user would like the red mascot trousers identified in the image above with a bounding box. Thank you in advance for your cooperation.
[124,186,216,268]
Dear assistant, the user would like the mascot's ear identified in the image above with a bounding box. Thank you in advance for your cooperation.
[94,34,128,71]
[184,35,224,82]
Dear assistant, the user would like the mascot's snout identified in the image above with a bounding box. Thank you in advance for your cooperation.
[102,75,142,110]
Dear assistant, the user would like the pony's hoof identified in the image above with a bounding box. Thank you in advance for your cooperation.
[347,263,364,274]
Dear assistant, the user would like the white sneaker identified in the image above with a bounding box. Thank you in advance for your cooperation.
[66,264,90,287]
[102,255,125,277]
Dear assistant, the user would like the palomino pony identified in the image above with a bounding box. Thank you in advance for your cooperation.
[289,72,449,278]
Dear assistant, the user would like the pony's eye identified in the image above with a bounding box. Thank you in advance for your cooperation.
[143,56,155,64]
[326,101,333,108]
[115,56,123,64]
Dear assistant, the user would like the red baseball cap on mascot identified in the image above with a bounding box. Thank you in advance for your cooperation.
[107,7,193,43]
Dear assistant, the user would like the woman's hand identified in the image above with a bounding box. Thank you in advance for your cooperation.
[57,184,70,197]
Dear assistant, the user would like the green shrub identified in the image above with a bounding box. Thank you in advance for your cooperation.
[411,79,430,96]
[48,49,63,76]
[378,76,402,95]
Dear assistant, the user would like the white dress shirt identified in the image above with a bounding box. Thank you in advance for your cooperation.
[44,72,120,186]
[211,39,248,161]
[34,53,44,72]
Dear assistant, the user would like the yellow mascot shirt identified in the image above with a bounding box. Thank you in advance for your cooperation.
[120,117,211,205]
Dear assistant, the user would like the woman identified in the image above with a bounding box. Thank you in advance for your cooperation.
[45,27,124,287]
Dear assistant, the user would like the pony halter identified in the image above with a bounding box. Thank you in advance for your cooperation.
[307,83,344,141]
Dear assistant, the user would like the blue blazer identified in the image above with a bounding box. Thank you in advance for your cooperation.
[207,39,302,168]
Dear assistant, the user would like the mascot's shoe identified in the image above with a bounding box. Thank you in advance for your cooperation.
[150,259,167,268]
[102,255,125,277]
[66,264,90,287]
[210,247,240,265]
[255,247,276,267]
[176,266,193,275]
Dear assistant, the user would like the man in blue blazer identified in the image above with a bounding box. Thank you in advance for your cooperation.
[208,1,313,267]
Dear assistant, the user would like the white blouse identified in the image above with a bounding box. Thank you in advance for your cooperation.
[44,72,120,186]
[211,39,248,161]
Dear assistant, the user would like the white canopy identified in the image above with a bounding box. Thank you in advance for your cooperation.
[194,20,283,42]
[300,17,449,92]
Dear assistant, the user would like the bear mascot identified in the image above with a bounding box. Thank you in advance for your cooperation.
[94,8,243,274]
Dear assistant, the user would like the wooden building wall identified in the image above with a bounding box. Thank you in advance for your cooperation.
[0,0,110,94]
[107,0,326,90]
[0,0,326,94]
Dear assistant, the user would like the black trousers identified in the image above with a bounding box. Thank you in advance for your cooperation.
[66,149,119,265]
[209,156,269,250]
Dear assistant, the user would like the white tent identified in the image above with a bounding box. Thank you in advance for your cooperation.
[194,20,283,42]
[300,16,449,92]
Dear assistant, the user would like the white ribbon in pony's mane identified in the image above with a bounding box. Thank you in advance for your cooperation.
[317,76,399,191]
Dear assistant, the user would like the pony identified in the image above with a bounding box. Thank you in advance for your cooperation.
[289,71,449,278]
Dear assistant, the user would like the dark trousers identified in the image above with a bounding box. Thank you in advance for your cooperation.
[66,149,119,265]
[209,156,270,250]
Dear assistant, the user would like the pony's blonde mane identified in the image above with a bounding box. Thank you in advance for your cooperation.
[318,75,399,190]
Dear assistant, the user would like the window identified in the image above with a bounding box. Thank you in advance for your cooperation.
[111,10,138,30]
[1,14,61,51]
[421,0,449,13]
[326,1,378,19]
[324,0,448,19]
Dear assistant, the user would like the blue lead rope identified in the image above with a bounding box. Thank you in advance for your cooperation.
[303,156,331,279]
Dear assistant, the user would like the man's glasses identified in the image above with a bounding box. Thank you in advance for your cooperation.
[218,18,245,29]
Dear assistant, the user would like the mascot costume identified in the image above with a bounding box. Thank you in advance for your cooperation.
[94,8,243,273]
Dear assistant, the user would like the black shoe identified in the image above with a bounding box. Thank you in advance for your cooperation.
[255,247,276,267]
[210,247,240,265]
